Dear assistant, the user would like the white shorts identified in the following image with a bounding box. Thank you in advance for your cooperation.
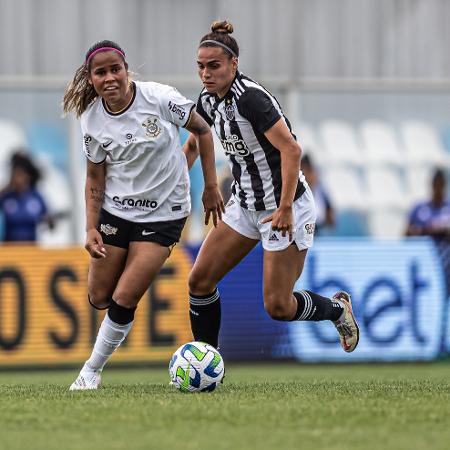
[222,186,316,252]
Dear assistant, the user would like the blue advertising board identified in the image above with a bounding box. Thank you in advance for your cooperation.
[188,238,450,362]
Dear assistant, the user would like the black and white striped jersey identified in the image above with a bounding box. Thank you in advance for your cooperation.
[196,71,306,211]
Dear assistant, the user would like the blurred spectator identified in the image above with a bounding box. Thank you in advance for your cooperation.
[0,151,54,242]
[405,168,450,240]
[301,154,335,234]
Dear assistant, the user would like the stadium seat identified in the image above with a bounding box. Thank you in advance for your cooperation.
[319,119,364,168]
[333,209,369,236]
[0,119,28,186]
[321,166,366,211]
[441,125,450,154]
[27,124,68,171]
[400,120,449,167]
[368,209,407,238]
[359,120,404,168]
[404,166,433,205]
[365,167,407,211]
[291,120,327,166]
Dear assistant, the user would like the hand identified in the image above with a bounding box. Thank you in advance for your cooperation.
[85,229,107,258]
[260,206,294,241]
[202,185,225,227]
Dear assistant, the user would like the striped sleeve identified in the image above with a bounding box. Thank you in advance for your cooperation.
[238,88,282,134]
[196,94,214,126]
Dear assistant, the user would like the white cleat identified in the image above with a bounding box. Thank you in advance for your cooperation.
[69,370,102,391]
[332,291,360,353]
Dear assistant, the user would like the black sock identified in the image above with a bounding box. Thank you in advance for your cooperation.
[107,298,136,325]
[292,290,343,321]
[189,288,221,348]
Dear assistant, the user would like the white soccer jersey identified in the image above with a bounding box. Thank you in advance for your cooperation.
[81,81,194,222]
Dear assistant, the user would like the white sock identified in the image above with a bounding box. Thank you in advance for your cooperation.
[83,314,133,372]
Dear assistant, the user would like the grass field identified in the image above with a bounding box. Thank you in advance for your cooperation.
[0,363,449,450]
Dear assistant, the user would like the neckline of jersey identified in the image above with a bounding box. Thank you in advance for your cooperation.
[214,71,241,102]
[102,81,137,116]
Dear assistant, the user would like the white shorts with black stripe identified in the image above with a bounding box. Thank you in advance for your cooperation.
[222,185,316,252]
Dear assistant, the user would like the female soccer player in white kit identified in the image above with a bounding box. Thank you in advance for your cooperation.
[63,40,224,390]
[184,21,360,353]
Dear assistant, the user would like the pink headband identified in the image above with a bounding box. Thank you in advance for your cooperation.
[85,47,126,66]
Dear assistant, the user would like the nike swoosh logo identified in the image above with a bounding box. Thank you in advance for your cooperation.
[142,230,156,236]
[102,141,113,148]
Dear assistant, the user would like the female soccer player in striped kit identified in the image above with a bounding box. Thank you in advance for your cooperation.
[184,21,360,353]
[63,40,224,389]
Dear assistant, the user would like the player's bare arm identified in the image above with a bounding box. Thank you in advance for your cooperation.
[260,119,301,240]
[85,159,107,258]
[183,133,200,170]
[185,111,225,226]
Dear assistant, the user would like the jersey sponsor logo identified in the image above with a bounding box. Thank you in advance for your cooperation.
[100,223,118,236]
[220,134,250,157]
[112,196,158,210]
[102,140,113,149]
[83,134,92,156]
[305,223,315,235]
[168,101,187,121]
[142,116,162,139]
[225,102,235,120]
[124,133,137,145]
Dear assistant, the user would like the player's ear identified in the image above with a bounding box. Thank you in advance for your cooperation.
[86,68,93,85]
[231,56,238,74]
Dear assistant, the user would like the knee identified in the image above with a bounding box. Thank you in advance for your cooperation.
[188,268,216,295]
[112,289,140,309]
[264,293,292,321]
[88,293,110,310]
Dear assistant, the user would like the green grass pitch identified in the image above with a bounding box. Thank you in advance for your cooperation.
[0,363,449,450]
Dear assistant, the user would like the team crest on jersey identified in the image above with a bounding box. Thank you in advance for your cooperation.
[225,102,235,121]
[142,116,162,139]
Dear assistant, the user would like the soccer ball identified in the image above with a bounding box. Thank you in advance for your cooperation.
[169,341,224,392]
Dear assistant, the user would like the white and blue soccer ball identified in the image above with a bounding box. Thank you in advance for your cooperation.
[169,341,224,393]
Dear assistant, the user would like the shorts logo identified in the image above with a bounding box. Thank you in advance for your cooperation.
[168,101,187,121]
[226,198,235,207]
[269,233,279,242]
[142,230,156,236]
[225,102,235,120]
[100,224,118,236]
[305,223,315,235]
[142,116,162,139]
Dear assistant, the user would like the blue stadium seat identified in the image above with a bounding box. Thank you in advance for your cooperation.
[27,124,67,171]
[333,210,369,237]
[441,125,450,154]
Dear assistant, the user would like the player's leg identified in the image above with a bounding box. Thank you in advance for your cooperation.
[188,220,259,348]
[70,241,171,391]
[263,248,359,351]
[70,244,128,390]
[261,187,359,352]
[263,246,344,321]
[71,210,132,390]
[87,245,127,309]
